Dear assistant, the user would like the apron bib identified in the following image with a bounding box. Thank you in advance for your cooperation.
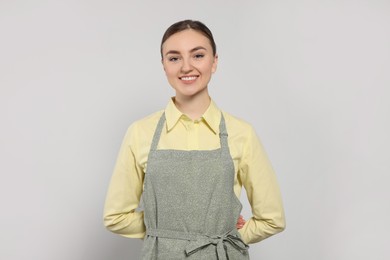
[140,113,249,260]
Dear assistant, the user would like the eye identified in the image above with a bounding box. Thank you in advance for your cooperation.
[168,56,180,62]
[194,53,205,59]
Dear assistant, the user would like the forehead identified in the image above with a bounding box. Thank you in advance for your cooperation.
[162,29,212,53]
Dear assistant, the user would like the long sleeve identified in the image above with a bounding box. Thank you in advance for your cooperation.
[103,123,146,238]
[237,126,286,244]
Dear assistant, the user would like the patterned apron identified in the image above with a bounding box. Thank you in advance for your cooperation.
[140,112,249,259]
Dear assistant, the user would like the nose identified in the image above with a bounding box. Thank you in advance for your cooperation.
[181,58,193,73]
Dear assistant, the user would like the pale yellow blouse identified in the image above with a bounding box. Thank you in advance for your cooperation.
[104,99,285,244]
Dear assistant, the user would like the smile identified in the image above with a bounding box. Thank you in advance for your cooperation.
[179,76,199,81]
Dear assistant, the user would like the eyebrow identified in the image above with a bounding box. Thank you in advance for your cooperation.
[164,46,207,56]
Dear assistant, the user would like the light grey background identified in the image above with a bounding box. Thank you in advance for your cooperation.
[1,0,389,259]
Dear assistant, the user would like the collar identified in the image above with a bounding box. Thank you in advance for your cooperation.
[165,97,221,134]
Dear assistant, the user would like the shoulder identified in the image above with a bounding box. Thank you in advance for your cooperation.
[221,110,256,136]
[130,110,164,130]
[220,110,261,160]
[221,110,261,153]
[124,110,165,143]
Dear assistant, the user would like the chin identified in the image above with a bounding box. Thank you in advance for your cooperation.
[173,88,199,96]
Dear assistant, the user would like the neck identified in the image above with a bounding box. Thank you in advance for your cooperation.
[174,90,211,120]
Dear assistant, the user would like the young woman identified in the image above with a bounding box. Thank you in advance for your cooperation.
[104,20,285,259]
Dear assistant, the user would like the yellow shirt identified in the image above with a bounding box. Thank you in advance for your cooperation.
[104,99,285,244]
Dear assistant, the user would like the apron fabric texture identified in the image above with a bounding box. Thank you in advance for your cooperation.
[140,113,250,260]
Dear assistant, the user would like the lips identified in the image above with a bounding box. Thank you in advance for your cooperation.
[178,75,199,84]
[179,75,199,81]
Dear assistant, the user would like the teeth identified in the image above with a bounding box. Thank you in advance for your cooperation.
[181,76,197,81]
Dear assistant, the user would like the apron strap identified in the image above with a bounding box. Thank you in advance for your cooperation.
[219,112,229,150]
[149,112,166,151]
[146,228,249,260]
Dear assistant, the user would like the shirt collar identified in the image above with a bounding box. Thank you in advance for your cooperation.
[164,97,221,134]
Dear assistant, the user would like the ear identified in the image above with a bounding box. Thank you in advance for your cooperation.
[212,54,218,73]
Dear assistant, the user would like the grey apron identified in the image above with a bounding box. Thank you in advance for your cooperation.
[140,113,249,260]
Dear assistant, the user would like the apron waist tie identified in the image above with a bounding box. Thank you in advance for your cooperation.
[146,228,249,260]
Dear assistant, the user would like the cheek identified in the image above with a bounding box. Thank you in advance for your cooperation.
[163,68,175,78]
[165,70,179,85]
[163,64,177,77]
[203,62,216,75]
[204,58,217,74]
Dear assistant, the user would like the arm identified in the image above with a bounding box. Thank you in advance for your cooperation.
[103,123,146,238]
[237,126,286,244]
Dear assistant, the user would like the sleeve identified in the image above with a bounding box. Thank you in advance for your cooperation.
[237,126,286,244]
[103,123,146,238]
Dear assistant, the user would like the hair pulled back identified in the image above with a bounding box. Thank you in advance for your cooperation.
[160,20,217,58]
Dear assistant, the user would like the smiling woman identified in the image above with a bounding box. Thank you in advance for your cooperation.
[103,20,286,260]
[161,29,218,118]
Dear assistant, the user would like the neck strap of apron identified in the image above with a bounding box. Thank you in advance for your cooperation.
[149,112,228,152]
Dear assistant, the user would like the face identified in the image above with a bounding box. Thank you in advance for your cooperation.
[161,29,218,99]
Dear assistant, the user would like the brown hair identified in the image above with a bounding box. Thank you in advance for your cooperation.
[160,20,217,58]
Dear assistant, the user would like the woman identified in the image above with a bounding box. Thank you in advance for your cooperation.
[104,20,285,259]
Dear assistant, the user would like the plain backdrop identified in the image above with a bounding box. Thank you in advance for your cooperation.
[1,0,389,259]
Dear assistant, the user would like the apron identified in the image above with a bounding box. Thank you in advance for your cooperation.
[140,112,249,260]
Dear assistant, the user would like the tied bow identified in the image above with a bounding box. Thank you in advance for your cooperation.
[185,231,249,260]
